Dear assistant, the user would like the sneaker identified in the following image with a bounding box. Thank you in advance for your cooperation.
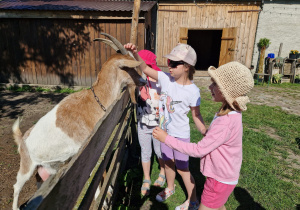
[155,186,175,202]
[175,200,200,210]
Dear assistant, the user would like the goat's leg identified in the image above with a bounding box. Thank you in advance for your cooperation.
[13,163,36,210]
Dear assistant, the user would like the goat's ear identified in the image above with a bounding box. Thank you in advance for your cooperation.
[118,60,142,68]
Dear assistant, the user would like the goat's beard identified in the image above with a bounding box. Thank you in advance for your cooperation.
[127,85,137,104]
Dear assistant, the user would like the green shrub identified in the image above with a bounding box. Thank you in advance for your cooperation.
[272,73,283,83]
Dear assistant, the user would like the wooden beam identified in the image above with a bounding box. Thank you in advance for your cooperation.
[158,9,187,12]
[228,10,261,13]
[159,3,261,6]
[221,37,235,40]
[130,0,141,45]
[0,11,145,19]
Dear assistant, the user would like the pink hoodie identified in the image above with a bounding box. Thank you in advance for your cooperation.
[164,112,243,182]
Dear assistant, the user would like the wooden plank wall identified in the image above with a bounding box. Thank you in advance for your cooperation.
[156,3,260,68]
[0,19,145,86]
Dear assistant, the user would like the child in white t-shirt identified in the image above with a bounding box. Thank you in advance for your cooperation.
[125,43,206,210]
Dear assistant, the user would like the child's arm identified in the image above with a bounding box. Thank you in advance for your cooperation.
[191,106,206,136]
[153,118,231,158]
[124,43,158,81]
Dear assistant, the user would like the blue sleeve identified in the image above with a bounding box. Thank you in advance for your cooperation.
[189,86,201,107]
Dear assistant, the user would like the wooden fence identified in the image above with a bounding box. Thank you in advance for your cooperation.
[20,90,136,210]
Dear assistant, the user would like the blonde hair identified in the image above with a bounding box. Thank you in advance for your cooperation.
[217,101,242,116]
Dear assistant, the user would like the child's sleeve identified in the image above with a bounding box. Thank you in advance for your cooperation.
[164,117,231,157]
[189,88,201,107]
[157,71,170,88]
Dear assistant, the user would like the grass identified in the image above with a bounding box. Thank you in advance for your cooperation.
[3,84,82,94]
[114,85,300,210]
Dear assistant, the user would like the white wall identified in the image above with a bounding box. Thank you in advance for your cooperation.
[252,1,300,71]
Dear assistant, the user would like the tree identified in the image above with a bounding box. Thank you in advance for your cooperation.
[258,38,271,73]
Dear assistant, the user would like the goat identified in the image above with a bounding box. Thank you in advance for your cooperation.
[11,33,146,210]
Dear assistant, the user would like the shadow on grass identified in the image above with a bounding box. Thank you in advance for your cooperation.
[234,187,266,210]
[295,138,300,149]
[173,156,206,202]
[189,157,206,201]
[114,153,169,210]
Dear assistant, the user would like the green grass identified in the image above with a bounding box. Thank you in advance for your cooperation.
[114,86,300,210]
[3,84,82,94]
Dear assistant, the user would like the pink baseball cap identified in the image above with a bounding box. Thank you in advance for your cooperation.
[164,43,197,66]
[138,50,161,71]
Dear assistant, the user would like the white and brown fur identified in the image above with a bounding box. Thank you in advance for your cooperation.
[11,45,145,209]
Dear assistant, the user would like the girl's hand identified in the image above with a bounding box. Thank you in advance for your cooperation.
[153,127,168,143]
[124,43,138,54]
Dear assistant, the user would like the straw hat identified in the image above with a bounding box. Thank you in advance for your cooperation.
[208,61,254,111]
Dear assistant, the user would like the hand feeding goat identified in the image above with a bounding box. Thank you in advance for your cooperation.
[11,33,146,210]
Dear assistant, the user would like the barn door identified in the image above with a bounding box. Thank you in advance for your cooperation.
[179,27,188,44]
[219,27,237,66]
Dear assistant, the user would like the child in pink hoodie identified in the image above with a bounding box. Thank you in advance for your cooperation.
[153,61,254,210]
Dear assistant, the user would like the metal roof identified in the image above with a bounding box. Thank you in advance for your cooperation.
[0,1,157,12]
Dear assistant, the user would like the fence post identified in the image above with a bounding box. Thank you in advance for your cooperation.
[130,0,141,45]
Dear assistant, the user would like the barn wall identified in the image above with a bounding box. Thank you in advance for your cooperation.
[251,2,300,71]
[0,18,145,86]
[156,3,260,69]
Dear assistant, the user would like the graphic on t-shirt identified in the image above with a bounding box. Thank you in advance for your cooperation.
[159,92,181,131]
[137,85,160,126]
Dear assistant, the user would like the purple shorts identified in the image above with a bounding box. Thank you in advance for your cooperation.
[161,137,189,170]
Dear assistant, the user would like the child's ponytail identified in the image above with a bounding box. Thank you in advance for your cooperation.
[184,63,195,81]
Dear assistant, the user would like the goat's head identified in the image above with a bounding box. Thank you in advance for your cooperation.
[94,33,146,104]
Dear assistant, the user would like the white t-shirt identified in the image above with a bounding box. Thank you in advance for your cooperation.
[158,71,201,138]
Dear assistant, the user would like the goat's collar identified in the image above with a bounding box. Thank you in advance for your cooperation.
[90,86,106,112]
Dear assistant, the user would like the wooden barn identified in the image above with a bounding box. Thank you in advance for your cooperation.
[0,0,157,86]
[155,0,262,74]
[1,0,263,86]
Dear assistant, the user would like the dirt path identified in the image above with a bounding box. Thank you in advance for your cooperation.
[0,91,67,209]
[0,84,299,210]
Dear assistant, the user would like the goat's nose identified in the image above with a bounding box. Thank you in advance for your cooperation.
[138,77,147,86]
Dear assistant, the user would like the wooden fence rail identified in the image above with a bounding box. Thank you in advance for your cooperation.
[21,90,135,210]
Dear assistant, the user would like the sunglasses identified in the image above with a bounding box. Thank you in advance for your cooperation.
[167,59,185,68]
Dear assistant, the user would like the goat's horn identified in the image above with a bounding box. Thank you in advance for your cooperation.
[100,33,128,55]
[93,38,120,52]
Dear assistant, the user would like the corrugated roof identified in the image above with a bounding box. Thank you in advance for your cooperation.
[0,1,157,12]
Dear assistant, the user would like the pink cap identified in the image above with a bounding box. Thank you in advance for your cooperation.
[164,43,197,66]
[138,50,161,71]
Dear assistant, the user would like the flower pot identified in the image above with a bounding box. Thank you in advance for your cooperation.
[289,53,297,59]
[297,54,300,59]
